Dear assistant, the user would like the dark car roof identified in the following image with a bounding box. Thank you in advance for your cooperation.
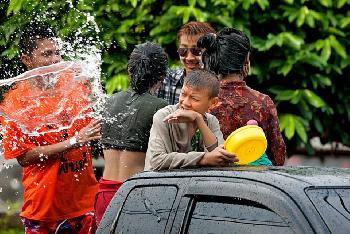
[130,166,350,188]
[98,166,350,234]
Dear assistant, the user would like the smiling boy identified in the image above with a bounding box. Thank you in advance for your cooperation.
[145,69,238,170]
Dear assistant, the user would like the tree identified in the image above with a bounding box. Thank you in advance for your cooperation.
[1,0,350,155]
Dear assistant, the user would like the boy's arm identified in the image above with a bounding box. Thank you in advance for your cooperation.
[146,109,237,170]
[145,110,206,171]
[163,109,222,151]
[196,114,218,150]
[201,114,225,151]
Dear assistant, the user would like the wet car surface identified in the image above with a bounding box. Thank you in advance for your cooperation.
[97,166,350,234]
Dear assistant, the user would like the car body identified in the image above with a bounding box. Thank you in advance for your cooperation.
[97,166,350,234]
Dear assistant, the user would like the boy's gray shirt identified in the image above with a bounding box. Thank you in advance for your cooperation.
[145,104,224,171]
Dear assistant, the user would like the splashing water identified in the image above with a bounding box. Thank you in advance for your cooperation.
[0,2,107,135]
[0,58,105,135]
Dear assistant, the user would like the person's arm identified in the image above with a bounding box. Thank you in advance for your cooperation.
[265,96,286,166]
[198,144,238,167]
[17,119,101,167]
[196,114,218,149]
[146,109,237,170]
[198,115,237,166]
[163,109,217,147]
[145,109,206,170]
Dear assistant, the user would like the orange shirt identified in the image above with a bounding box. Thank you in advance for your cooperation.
[1,71,98,221]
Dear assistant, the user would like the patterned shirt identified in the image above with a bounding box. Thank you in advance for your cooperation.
[209,80,286,166]
[157,68,185,105]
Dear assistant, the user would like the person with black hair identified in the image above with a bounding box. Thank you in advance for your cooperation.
[197,28,286,166]
[1,22,100,233]
[19,23,61,70]
[145,69,238,170]
[96,41,169,226]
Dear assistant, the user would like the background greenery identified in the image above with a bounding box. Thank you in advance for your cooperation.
[1,0,350,155]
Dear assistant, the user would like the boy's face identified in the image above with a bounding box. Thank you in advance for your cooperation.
[179,85,218,115]
[178,34,203,74]
[21,38,62,70]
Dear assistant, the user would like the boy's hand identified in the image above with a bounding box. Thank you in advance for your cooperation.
[76,119,101,144]
[163,109,201,124]
[198,144,239,167]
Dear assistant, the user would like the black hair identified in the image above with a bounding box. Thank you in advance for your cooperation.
[184,69,219,97]
[19,22,57,56]
[128,41,168,94]
[197,27,251,76]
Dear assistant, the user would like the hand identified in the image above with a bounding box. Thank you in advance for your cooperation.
[198,144,239,167]
[163,109,201,124]
[76,119,101,145]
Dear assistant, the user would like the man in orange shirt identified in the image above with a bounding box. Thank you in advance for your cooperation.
[0,23,99,234]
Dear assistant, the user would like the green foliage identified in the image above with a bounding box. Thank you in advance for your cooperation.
[1,0,350,155]
[0,200,22,232]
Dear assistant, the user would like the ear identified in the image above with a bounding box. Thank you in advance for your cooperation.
[245,52,251,67]
[20,54,32,69]
[209,96,219,108]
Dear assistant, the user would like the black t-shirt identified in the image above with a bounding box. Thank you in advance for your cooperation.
[101,89,168,152]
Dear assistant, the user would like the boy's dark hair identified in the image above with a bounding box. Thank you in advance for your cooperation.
[197,27,251,76]
[19,22,57,56]
[177,21,215,41]
[184,69,219,98]
[128,41,168,94]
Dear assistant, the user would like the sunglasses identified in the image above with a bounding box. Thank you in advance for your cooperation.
[177,47,202,57]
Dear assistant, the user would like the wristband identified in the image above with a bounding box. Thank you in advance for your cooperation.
[69,137,77,146]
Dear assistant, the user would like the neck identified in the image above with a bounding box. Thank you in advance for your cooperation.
[222,74,243,82]
[149,81,161,95]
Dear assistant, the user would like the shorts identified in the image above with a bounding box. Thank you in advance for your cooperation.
[94,178,123,227]
[22,211,94,234]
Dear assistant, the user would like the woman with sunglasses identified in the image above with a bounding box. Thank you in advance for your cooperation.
[157,21,215,105]
[197,28,286,166]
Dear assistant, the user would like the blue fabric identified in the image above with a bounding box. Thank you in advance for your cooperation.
[248,152,272,166]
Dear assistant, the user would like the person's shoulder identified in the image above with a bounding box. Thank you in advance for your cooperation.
[144,93,169,107]
[109,89,128,99]
[248,88,277,110]
[246,86,272,101]
[168,67,184,74]
[165,67,184,80]
[105,90,128,105]
[205,112,220,123]
[154,104,177,120]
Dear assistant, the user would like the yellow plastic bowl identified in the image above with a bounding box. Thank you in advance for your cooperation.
[224,125,267,165]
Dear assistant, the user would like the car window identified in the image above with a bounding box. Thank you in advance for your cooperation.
[114,186,178,233]
[185,196,294,234]
[306,188,350,233]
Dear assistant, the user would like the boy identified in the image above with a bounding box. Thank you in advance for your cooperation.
[145,69,238,170]
[1,23,99,233]
[157,21,215,105]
